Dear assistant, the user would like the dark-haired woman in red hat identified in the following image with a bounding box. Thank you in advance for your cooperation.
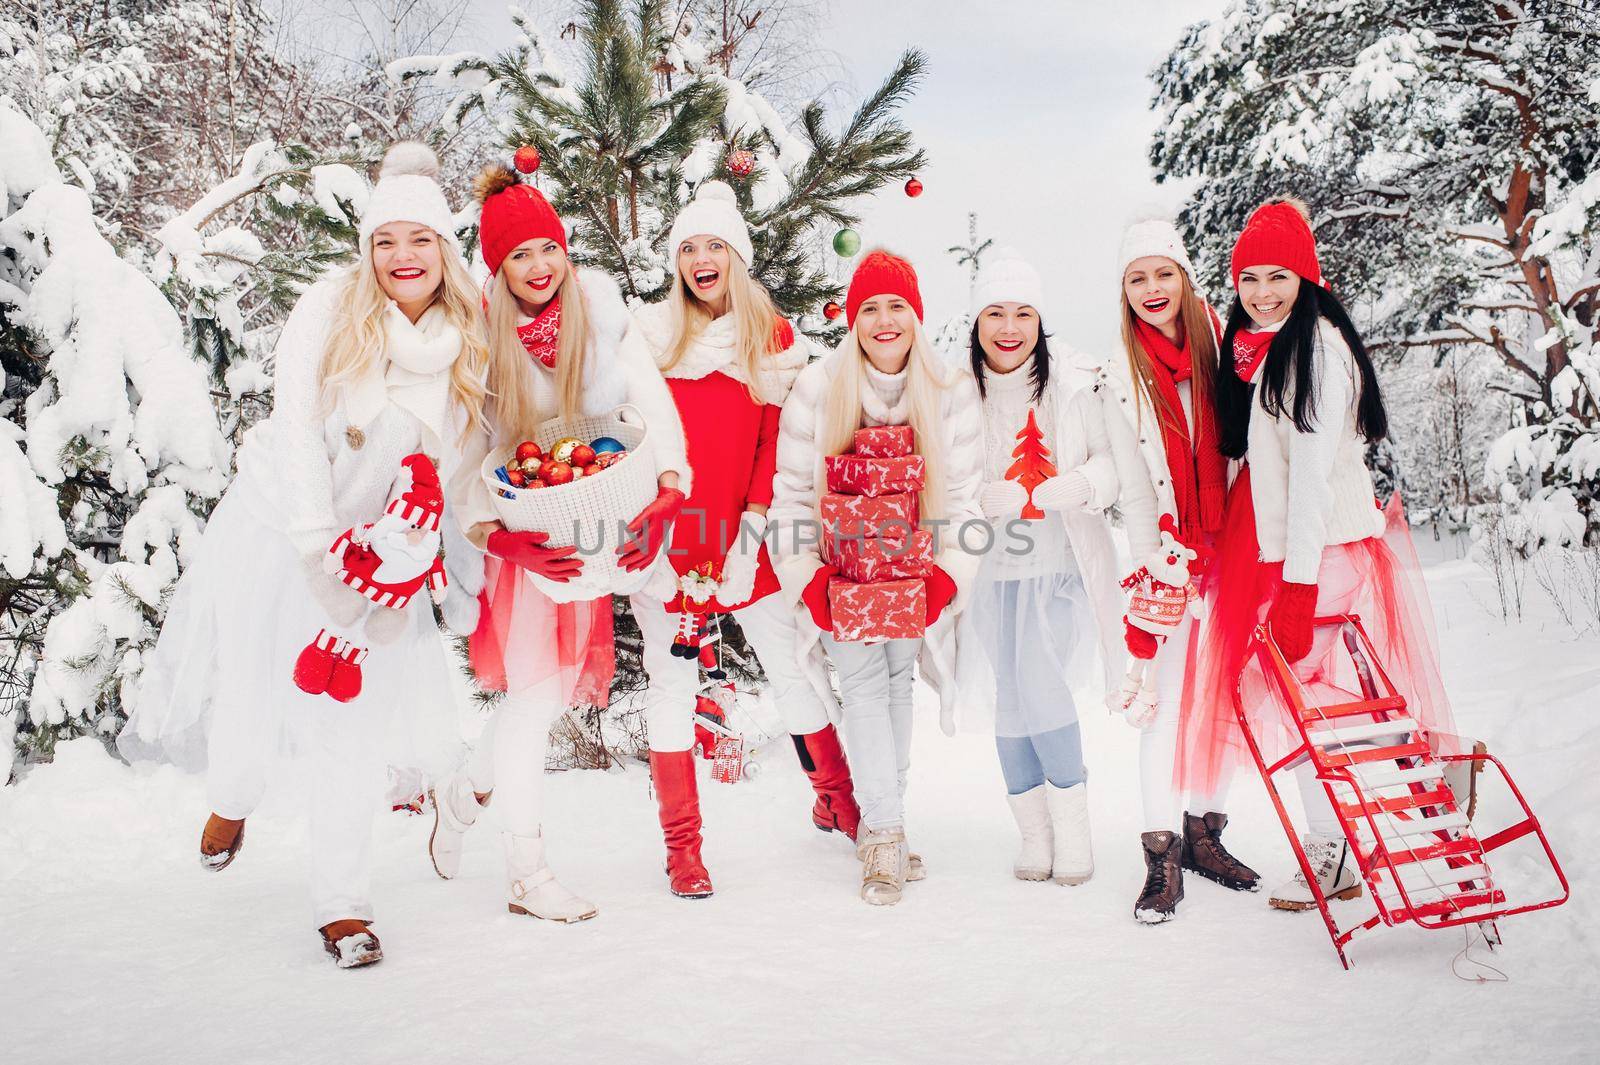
[1184,198,1456,911]
[769,249,985,906]
[424,163,691,923]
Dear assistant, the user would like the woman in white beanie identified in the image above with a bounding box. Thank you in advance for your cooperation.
[623,180,858,899]
[957,248,1154,891]
[120,142,489,968]
[1097,215,1260,924]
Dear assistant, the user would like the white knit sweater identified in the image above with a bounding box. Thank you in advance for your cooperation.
[1249,318,1386,584]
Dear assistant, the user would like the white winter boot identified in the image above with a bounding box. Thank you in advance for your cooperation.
[857,828,909,906]
[1045,782,1094,885]
[505,832,598,923]
[1007,786,1054,881]
[1269,832,1361,911]
[428,772,486,880]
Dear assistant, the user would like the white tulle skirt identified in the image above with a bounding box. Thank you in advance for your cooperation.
[119,484,461,781]
[966,566,1098,740]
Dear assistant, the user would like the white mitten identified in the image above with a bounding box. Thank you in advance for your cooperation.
[717,511,767,605]
[304,557,368,627]
[978,479,1030,519]
[440,516,485,636]
[1032,471,1092,511]
[364,605,411,646]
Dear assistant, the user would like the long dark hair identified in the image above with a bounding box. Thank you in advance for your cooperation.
[969,318,1052,403]
[1214,283,1387,458]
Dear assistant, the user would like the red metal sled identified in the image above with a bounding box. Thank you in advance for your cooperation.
[1235,614,1570,969]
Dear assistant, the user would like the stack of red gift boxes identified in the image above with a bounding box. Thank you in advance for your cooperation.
[821,425,935,642]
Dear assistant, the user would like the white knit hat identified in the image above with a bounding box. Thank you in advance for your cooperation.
[1117,217,1195,280]
[359,142,460,250]
[667,181,754,269]
[970,247,1044,318]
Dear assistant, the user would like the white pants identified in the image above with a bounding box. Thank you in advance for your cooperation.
[463,675,567,839]
[821,636,920,832]
[206,700,387,929]
[1139,614,1231,833]
[630,592,830,753]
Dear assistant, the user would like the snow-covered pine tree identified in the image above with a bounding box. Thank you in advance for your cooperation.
[1149,1,1599,543]
[0,104,230,771]
[391,0,924,331]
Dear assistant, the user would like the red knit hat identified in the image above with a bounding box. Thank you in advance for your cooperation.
[1230,199,1322,289]
[474,164,567,277]
[845,249,924,327]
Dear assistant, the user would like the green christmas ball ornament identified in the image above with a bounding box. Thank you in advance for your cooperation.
[832,227,862,258]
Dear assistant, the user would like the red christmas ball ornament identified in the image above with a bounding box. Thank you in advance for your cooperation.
[582,463,601,478]
[570,444,596,468]
[726,149,756,178]
[904,176,923,197]
[507,468,527,487]
[513,145,541,174]
[823,301,843,321]
[542,460,575,486]
[515,440,543,462]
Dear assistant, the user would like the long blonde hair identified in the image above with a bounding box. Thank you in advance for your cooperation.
[1118,267,1216,437]
[482,263,592,439]
[319,246,489,438]
[659,252,777,403]
[819,319,950,522]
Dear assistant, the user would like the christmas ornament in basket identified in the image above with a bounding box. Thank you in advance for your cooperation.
[480,403,662,604]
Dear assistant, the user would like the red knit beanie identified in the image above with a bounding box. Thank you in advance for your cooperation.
[845,249,924,327]
[474,165,567,277]
[1230,199,1322,289]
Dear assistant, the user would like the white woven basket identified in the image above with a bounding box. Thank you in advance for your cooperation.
[480,403,658,603]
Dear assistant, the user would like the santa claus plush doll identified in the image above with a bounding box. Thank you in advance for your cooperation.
[294,453,450,702]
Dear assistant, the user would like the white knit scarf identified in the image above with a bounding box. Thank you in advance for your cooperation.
[345,302,463,445]
[636,303,808,406]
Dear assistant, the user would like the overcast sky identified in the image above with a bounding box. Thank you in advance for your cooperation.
[460,0,1228,354]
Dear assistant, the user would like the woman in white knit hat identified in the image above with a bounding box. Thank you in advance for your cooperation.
[1097,215,1261,924]
[955,247,1155,892]
[624,180,858,899]
[121,142,489,968]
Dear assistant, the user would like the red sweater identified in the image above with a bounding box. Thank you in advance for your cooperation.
[664,370,781,612]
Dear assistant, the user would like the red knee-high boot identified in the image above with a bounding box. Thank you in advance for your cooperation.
[794,725,861,841]
[649,749,714,898]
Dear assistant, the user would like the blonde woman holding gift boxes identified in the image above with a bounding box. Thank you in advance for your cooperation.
[770,249,984,907]
[958,249,1156,891]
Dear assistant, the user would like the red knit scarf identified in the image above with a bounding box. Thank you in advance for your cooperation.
[1134,311,1226,542]
[1231,327,1275,384]
[516,297,562,368]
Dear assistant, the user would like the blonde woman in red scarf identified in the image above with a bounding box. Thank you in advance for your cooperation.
[424,162,690,923]
[1101,217,1261,924]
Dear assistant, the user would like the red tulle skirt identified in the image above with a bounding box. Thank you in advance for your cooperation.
[468,557,615,706]
[1177,468,1455,795]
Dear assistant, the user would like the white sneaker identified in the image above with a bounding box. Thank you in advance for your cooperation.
[427,773,485,880]
[857,828,909,906]
[505,833,598,923]
[1046,782,1094,885]
[1269,833,1362,911]
[1007,787,1054,881]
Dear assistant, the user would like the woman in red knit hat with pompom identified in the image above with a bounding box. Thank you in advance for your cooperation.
[769,249,984,907]
[1185,198,1456,911]
[424,161,691,923]
[625,180,861,901]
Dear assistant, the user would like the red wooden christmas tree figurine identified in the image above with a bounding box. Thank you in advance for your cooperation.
[1005,409,1058,520]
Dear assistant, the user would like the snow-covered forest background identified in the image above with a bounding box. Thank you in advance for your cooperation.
[2,0,1598,781]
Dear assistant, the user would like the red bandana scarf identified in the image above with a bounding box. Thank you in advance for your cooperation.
[516,297,562,368]
[1231,327,1275,384]
[1133,308,1227,541]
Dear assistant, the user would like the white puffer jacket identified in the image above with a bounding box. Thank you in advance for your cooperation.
[1249,318,1385,585]
[769,344,984,720]
[948,352,1157,731]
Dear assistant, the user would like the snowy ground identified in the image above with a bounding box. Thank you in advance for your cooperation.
[4,538,1596,1065]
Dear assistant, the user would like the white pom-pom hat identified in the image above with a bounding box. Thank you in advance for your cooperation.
[667,180,754,271]
[358,141,460,251]
[970,247,1045,319]
[1117,216,1195,281]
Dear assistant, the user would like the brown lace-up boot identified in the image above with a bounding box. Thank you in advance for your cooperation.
[1182,811,1260,892]
[1135,831,1184,923]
